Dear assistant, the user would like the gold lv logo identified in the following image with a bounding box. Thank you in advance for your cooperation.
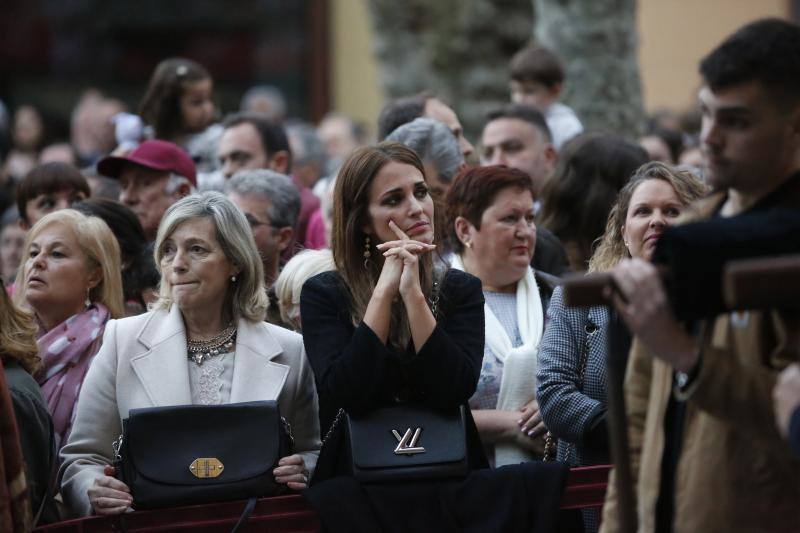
[392,427,426,455]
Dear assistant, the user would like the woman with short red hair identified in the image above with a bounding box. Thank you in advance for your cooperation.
[446,165,558,467]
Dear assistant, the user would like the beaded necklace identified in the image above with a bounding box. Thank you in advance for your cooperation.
[187,324,237,366]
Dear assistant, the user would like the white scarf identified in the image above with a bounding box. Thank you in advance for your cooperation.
[451,255,544,466]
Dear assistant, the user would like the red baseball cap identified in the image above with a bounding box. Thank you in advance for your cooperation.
[97,140,197,186]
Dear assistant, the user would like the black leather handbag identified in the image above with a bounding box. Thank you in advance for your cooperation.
[113,400,293,510]
[319,404,469,483]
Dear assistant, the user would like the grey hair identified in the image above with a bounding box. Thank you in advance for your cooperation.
[386,117,463,183]
[285,120,327,169]
[164,173,196,195]
[224,169,301,229]
[152,191,268,322]
[274,248,335,331]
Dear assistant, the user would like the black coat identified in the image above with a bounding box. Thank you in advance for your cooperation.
[300,268,485,436]
[301,269,571,532]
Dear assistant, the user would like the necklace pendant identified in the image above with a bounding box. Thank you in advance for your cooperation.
[192,353,204,365]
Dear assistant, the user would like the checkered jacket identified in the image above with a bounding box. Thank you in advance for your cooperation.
[537,286,609,466]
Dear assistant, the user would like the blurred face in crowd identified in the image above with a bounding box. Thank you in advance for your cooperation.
[424,98,474,161]
[13,105,44,151]
[365,161,434,246]
[621,179,684,261]
[160,217,237,315]
[318,115,359,161]
[24,188,87,229]
[699,80,800,197]
[218,123,268,179]
[39,143,78,166]
[639,135,673,164]
[510,80,560,110]
[457,186,536,292]
[1,224,26,281]
[227,191,292,285]
[480,118,556,195]
[179,78,215,134]
[118,165,183,241]
[23,224,100,326]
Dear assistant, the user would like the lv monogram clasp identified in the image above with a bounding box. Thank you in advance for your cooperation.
[392,427,426,455]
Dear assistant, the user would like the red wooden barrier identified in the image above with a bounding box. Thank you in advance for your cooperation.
[35,465,612,532]
[560,464,612,510]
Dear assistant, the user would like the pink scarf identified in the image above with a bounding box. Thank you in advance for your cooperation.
[35,303,110,449]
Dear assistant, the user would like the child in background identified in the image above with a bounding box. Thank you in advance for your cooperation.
[509,45,583,150]
[138,58,223,177]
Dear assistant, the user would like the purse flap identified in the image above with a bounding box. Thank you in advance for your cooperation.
[347,405,466,469]
[125,401,280,485]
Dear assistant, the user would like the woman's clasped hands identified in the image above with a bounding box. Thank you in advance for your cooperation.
[374,220,436,300]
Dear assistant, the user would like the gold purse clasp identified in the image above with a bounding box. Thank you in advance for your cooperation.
[189,457,225,478]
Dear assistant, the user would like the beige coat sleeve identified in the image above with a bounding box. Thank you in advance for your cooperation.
[58,319,122,518]
[678,312,800,464]
[285,342,321,474]
[599,339,652,533]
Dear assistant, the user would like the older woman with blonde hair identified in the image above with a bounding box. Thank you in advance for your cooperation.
[536,161,706,531]
[59,192,320,518]
[14,209,124,450]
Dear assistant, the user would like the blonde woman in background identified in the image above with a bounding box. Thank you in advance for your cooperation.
[14,209,124,450]
[274,248,335,332]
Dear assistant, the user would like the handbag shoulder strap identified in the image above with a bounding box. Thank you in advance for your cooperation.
[575,306,592,391]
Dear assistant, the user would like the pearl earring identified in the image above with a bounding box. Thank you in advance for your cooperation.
[231,275,237,283]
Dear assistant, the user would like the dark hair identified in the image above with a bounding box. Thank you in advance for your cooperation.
[643,125,684,164]
[510,46,565,88]
[700,18,800,104]
[538,133,649,269]
[72,198,160,307]
[486,103,552,143]
[222,112,293,173]
[445,165,535,254]
[332,142,438,352]
[16,162,91,223]
[377,92,431,140]
[138,57,211,141]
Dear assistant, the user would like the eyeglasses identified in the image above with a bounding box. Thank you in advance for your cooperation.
[244,213,281,230]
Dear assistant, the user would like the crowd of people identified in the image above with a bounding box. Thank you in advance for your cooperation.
[0,16,799,533]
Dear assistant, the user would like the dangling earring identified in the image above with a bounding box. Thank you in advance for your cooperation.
[363,235,372,259]
[85,288,91,307]
[231,275,237,283]
[363,235,372,269]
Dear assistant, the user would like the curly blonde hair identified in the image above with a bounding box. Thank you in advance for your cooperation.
[588,162,708,272]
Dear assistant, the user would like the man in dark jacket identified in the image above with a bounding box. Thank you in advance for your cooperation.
[602,18,800,533]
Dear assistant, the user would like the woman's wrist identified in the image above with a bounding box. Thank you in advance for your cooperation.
[400,287,426,306]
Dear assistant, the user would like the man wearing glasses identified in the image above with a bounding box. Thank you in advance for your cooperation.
[225,170,300,288]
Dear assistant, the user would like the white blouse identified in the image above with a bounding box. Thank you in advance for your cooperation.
[188,352,236,405]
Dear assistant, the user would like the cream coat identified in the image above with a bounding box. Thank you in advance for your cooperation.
[59,305,321,517]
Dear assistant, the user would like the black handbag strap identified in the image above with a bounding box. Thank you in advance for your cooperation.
[231,497,258,533]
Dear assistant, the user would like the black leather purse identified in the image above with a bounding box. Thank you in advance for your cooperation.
[319,404,469,483]
[113,400,293,510]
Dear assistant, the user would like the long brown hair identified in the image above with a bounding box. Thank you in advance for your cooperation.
[0,278,39,374]
[589,161,708,272]
[332,142,439,352]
